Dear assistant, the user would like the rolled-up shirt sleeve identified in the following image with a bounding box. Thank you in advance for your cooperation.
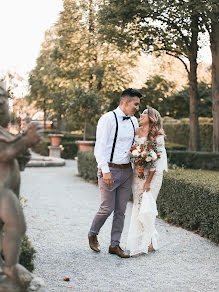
[94,114,112,174]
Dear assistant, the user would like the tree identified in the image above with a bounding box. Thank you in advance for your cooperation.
[168,82,212,118]
[28,0,138,137]
[99,0,210,150]
[65,86,101,140]
[139,75,175,116]
[199,0,219,151]
[28,28,65,130]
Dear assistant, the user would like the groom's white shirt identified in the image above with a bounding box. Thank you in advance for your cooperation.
[94,106,138,174]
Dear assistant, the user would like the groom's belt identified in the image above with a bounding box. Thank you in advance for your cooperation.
[108,162,131,169]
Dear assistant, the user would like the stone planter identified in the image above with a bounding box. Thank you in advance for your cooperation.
[75,140,95,152]
[48,134,64,146]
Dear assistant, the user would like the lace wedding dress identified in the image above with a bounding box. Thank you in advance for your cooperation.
[126,135,168,256]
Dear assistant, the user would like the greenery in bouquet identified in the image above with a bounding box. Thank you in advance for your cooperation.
[129,141,160,178]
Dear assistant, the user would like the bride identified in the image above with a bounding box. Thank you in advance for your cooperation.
[126,107,168,256]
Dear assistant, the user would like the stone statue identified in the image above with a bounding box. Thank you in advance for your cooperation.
[0,85,46,292]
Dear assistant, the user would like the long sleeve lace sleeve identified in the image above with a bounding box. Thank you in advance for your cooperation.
[150,136,168,173]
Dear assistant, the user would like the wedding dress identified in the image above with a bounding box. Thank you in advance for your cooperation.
[126,135,168,256]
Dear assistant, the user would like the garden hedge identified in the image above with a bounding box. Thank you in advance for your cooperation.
[19,235,36,272]
[77,150,98,182]
[32,141,78,159]
[158,169,219,243]
[167,150,219,170]
[164,118,213,151]
[77,150,219,243]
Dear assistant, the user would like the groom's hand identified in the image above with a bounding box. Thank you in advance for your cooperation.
[103,172,113,187]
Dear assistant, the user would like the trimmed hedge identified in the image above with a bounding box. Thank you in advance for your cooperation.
[165,143,187,151]
[19,235,36,272]
[77,150,219,243]
[164,118,213,151]
[61,142,78,159]
[167,150,219,170]
[158,169,219,243]
[32,141,78,159]
[31,141,49,156]
[77,150,98,182]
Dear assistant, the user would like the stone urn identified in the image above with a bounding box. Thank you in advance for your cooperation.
[48,134,63,146]
[75,140,95,152]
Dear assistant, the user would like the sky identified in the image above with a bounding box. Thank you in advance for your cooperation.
[0,0,63,95]
[0,0,212,97]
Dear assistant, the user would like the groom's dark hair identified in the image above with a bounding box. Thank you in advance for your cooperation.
[120,88,142,102]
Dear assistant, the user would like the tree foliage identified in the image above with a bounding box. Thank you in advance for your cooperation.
[99,0,216,150]
[140,75,211,119]
[28,0,138,137]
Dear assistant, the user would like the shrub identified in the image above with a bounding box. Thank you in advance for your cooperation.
[167,150,219,170]
[158,169,219,243]
[165,142,187,151]
[19,235,36,272]
[77,150,98,182]
[61,142,78,159]
[163,118,213,151]
[31,141,49,156]
[31,140,78,159]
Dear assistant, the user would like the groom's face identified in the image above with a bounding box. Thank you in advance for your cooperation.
[124,96,140,116]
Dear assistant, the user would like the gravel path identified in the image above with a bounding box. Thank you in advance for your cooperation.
[21,160,219,292]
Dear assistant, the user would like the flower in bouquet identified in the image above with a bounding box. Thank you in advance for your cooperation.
[129,140,161,179]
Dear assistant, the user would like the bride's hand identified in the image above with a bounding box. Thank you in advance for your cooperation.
[143,181,150,192]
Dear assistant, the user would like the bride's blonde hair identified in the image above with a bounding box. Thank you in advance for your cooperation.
[143,107,165,140]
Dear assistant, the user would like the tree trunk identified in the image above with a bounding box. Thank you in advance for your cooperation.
[210,19,219,152]
[43,108,46,129]
[57,113,63,133]
[188,16,200,151]
[83,119,87,141]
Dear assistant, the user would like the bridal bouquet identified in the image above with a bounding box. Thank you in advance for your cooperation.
[129,140,160,179]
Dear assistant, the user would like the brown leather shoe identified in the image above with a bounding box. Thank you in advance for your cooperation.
[108,245,130,258]
[88,234,100,252]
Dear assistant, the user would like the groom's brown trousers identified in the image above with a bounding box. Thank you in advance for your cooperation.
[89,166,133,247]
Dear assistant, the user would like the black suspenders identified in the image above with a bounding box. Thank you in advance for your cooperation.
[110,111,135,163]
[110,112,118,162]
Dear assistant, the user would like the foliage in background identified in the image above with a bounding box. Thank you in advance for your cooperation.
[77,150,98,182]
[139,75,175,117]
[167,150,219,170]
[163,118,213,151]
[19,235,36,272]
[167,82,212,118]
[99,0,213,151]
[28,0,138,136]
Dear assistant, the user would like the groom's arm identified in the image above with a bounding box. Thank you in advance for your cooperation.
[94,115,113,186]
[94,114,113,187]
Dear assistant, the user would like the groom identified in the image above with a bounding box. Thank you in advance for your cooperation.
[88,88,141,258]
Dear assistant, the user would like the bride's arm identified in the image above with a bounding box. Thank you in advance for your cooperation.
[143,170,155,192]
[150,135,168,173]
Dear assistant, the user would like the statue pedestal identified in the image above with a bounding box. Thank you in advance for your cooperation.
[0,274,46,292]
[48,146,61,158]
